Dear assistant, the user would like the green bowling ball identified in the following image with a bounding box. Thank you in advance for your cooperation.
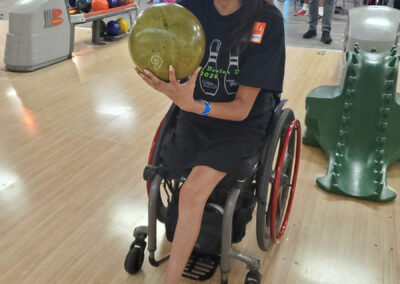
[128,4,205,81]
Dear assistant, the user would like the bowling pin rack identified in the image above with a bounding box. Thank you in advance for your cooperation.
[69,4,138,45]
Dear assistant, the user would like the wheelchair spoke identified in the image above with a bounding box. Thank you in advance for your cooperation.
[278,187,285,209]
[265,217,271,238]
[282,152,292,174]
[280,174,289,187]
[276,189,290,230]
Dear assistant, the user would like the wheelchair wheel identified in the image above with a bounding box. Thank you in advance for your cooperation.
[124,239,146,274]
[256,109,301,251]
[269,119,301,244]
[145,104,179,223]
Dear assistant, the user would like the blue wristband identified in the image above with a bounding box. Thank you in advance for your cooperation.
[201,100,211,116]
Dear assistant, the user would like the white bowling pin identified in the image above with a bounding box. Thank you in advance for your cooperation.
[224,48,240,95]
[200,39,222,96]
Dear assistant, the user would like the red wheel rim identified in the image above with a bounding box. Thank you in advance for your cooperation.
[270,119,301,243]
[146,115,167,195]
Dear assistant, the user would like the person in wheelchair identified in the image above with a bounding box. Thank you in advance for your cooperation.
[135,0,285,283]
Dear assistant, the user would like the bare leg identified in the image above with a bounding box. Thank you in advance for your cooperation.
[163,166,227,284]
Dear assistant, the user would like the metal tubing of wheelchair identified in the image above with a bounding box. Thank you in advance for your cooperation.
[149,252,169,267]
[220,187,241,275]
[148,174,163,253]
[229,248,261,271]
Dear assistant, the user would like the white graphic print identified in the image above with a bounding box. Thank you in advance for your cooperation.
[200,39,222,96]
[150,55,163,70]
[224,48,240,95]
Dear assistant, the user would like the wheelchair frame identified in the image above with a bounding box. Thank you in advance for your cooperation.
[125,97,301,284]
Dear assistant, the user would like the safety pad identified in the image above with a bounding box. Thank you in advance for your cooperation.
[182,252,220,281]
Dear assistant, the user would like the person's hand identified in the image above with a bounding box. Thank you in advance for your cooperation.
[135,66,201,113]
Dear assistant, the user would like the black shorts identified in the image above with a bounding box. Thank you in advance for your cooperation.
[160,107,274,178]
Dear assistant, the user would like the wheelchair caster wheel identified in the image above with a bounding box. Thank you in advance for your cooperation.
[133,226,148,240]
[244,270,261,284]
[124,239,146,274]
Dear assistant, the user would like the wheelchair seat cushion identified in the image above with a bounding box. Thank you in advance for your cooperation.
[160,108,273,179]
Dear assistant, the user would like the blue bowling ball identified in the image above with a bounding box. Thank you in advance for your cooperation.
[107,21,121,36]
[118,0,127,5]
[69,0,77,7]
[108,0,118,8]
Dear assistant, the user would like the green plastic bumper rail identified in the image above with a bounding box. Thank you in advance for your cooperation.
[303,45,400,202]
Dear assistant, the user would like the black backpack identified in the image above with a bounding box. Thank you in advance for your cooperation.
[165,180,256,255]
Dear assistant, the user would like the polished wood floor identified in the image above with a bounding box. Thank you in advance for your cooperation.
[0,22,399,284]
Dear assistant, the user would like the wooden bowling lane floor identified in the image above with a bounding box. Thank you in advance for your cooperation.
[0,22,399,284]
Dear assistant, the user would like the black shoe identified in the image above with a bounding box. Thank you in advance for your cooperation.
[321,31,332,44]
[303,30,317,39]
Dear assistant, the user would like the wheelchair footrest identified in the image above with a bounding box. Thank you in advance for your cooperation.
[182,251,220,281]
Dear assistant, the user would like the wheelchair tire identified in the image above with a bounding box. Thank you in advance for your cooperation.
[256,109,295,251]
[124,241,146,274]
[244,270,261,284]
[269,119,301,244]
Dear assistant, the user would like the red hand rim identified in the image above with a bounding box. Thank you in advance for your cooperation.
[270,119,301,243]
[146,115,167,195]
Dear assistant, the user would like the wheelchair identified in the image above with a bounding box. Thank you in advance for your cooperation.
[124,93,301,284]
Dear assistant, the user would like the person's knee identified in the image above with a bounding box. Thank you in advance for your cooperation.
[178,180,208,212]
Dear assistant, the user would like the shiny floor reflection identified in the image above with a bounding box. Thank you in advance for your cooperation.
[0,21,399,284]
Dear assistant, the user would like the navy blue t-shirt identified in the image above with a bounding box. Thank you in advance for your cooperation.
[178,0,286,126]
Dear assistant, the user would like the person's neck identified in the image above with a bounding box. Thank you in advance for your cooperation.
[213,0,241,16]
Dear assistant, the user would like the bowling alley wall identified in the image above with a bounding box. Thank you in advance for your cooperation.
[0,0,18,20]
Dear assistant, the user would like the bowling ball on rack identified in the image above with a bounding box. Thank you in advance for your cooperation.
[69,8,79,14]
[118,0,127,6]
[76,0,92,13]
[117,18,130,33]
[107,21,121,36]
[126,0,134,4]
[69,0,77,7]
[92,0,109,11]
[92,20,107,37]
[108,0,119,8]
[128,4,205,81]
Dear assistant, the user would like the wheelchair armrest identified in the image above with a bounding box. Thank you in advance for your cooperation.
[266,99,288,134]
[143,165,159,182]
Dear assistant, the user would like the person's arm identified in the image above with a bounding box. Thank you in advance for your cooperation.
[136,66,259,121]
[188,85,260,121]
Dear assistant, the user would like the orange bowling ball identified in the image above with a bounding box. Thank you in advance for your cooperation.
[91,0,109,11]
[126,0,134,4]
